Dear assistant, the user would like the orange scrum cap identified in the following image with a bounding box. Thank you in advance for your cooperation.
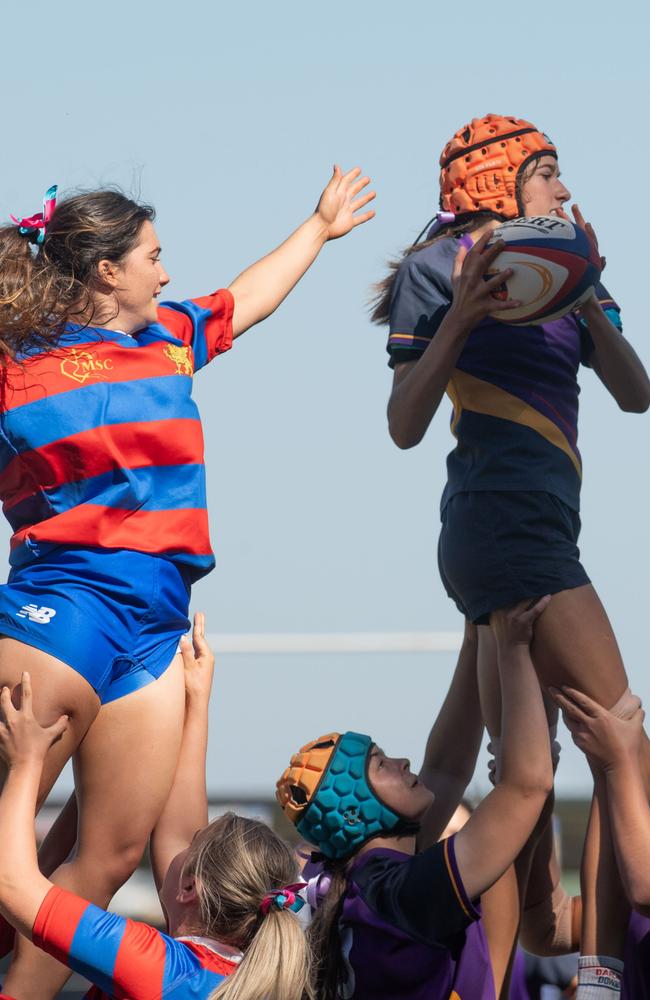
[439,114,557,219]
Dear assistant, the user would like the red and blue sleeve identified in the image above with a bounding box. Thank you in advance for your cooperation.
[157,288,234,371]
[32,886,226,998]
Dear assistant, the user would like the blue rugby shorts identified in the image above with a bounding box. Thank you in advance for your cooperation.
[0,547,190,703]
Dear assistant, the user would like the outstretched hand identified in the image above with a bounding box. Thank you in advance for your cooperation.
[550,685,643,771]
[490,595,552,649]
[0,672,68,769]
[181,612,215,705]
[315,165,376,240]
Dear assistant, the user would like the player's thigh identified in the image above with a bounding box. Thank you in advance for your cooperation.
[531,583,628,708]
[73,653,185,865]
[0,638,100,805]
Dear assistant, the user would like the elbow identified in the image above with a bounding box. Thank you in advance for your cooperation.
[390,428,422,450]
[619,396,650,414]
[628,880,650,915]
[506,772,554,802]
[387,411,423,450]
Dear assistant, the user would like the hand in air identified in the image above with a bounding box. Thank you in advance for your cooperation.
[315,165,376,240]
[449,231,520,330]
[549,685,644,771]
[490,595,552,649]
[556,204,605,272]
[181,611,215,705]
[0,672,68,768]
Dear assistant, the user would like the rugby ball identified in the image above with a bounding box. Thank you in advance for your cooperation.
[486,215,601,325]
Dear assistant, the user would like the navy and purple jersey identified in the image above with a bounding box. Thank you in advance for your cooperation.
[386,237,621,513]
[30,885,238,998]
[334,838,495,999]
[0,290,233,581]
[623,909,650,998]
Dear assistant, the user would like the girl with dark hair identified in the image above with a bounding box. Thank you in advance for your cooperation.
[0,616,314,1000]
[0,167,374,995]
[277,598,553,1000]
[374,113,650,994]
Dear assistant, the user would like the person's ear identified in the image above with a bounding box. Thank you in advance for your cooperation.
[177,874,199,904]
[96,258,120,288]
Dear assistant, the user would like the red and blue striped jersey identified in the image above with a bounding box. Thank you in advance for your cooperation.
[31,885,238,999]
[0,290,233,580]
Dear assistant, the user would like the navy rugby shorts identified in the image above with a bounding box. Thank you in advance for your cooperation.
[438,491,590,625]
[0,547,190,703]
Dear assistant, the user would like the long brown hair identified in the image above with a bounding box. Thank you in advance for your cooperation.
[0,190,154,361]
[370,158,543,326]
[182,812,314,1000]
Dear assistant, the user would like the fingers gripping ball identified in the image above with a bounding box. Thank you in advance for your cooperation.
[485,215,601,325]
[439,114,556,218]
[276,732,401,860]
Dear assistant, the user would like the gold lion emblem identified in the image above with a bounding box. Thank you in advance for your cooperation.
[164,344,194,376]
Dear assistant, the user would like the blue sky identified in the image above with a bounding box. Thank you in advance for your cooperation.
[2,0,649,797]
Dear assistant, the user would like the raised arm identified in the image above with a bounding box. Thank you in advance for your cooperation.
[566,205,650,412]
[417,620,483,848]
[0,675,68,939]
[551,685,650,914]
[454,599,554,901]
[387,233,518,449]
[228,165,375,338]
[149,613,214,892]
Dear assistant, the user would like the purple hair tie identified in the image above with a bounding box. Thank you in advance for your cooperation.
[425,211,456,240]
[306,872,332,910]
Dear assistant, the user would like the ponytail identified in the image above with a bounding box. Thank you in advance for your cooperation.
[0,225,72,360]
[209,906,312,1000]
[184,812,314,1000]
[305,861,348,1000]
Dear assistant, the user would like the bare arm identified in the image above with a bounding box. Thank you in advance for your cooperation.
[0,675,68,939]
[150,614,214,892]
[228,166,375,338]
[561,204,650,412]
[552,686,650,914]
[387,232,519,449]
[454,599,554,901]
[520,797,581,955]
[417,621,483,848]
[580,295,650,412]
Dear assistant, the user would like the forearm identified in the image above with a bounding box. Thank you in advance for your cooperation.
[150,697,209,885]
[581,297,650,411]
[605,758,650,911]
[420,623,481,785]
[387,309,471,448]
[498,645,553,795]
[228,213,328,337]
[0,763,51,937]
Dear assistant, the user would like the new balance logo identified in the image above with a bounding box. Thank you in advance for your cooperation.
[16,604,57,624]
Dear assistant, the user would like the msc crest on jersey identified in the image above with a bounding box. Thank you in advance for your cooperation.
[61,349,114,384]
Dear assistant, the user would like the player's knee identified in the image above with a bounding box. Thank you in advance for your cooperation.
[79,835,146,894]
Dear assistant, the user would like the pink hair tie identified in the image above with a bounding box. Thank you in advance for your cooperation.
[260,882,306,915]
[10,185,57,246]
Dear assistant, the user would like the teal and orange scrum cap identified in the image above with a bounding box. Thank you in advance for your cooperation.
[276,732,401,859]
[439,114,557,219]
